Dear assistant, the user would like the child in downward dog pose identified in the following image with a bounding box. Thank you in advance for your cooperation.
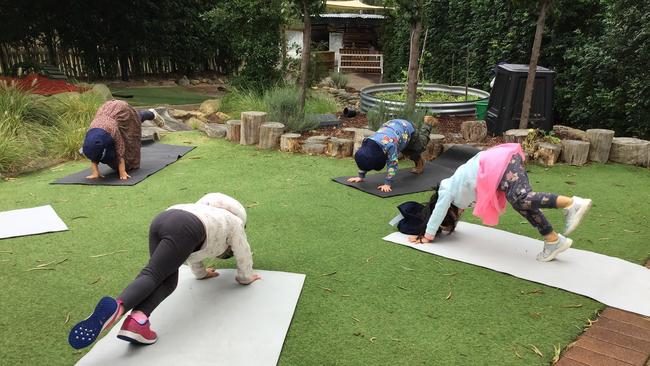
[347,116,438,193]
[68,193,261,349]
[407,143,592,261]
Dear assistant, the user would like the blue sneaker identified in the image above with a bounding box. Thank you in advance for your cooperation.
[68,297,119,349]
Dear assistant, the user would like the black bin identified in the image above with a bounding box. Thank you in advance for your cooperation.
[485,64,555,135]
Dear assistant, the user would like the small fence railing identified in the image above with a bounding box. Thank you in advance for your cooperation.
[337,51,383,74]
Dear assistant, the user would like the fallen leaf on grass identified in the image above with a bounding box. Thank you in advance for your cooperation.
[391,338,401,342]
[369,337,376,343]
[26,267,55,272]
[64,312,71,324]
[529,344,543,357]
[598,237,610,241]
[318,286,333,293]
[396,286,408,291]
[623,229,640,233]
[37,258,68,268]
[320,271,337,276]
[552,344,562,364]
[400,265,414,271]
[90,250,127,258]
[0,259,10,263]
[529,312,542,319]
[89,277,102,285]
[246,202,260,208]
[365,257,373,263]
[188,156,202,160]
[562,304,583,308]
[445,291,452,300]
[512,345,523,359]
[564,181,576,185]
[521,289,544,295]
[352,316,361,323]
[442,272,458,276]
[70,216,89,220]
[0,251,13,254]
[341,294,351,298]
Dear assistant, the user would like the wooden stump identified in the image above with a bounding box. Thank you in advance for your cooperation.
[534,142,562,166]
[561,140,590,166]
[586,129,615,163]
[327,137,354,158]
[461,120,487,142]
[353,128,375,154]
[302,142,327,155]
[226,120,241,142]
[553,125,588,141]
[258,122,285,149]
[423,134,445,161]
[503,129,529,144]
[280,133,302,153]
[609,137,650,166]
[240,111,266,145]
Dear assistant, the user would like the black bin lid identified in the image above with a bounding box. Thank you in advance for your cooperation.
[498,63,555,74]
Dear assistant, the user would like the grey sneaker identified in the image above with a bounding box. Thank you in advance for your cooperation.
[149,108,166,128]
[564,196,592,235]
[536,234,573,262]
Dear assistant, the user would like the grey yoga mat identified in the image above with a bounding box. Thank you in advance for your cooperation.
[333,144,480,197]
[53,143,195,186]
[0,205,68,239]
[75,267,306,366]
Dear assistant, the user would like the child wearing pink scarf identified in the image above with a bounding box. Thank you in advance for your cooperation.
[409,143,592,262]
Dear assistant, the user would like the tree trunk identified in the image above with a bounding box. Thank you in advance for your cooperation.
[0,43,9,75]
[586,129,615,163]
[45,32,58,66]
[226,120,241,142]
[406,18,423,111]
[298,0,311,115]
[519,0,552,129]
[327,137,354,158]
[119,51,130,81]
[560,140,590,166]
[240,112,266,145]
[258,122,285,149]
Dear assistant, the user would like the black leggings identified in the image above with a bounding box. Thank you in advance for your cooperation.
[118,209,206,316]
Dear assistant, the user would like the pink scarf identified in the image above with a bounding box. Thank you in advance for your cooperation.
[472,143,525,226]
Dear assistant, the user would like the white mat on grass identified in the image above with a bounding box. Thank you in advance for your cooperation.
[76,267,306,366]
[383,221,650,316]
[0,205,68,239]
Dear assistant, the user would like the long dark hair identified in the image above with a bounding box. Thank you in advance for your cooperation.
[416,184,461,239]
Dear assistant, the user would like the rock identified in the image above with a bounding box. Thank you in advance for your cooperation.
[190,79,201,86]
[553,125,588,141]
[201,78,209,84]
[88,83,112,101]
[169,109,193,119]
[215,112,230,122]
[177,76,190,87]
[302,142,327,155]
[306,135,329,144]
[204,123,228,138]
[460,120,487,142]
[186,117,206,131]
[199,99,221,115]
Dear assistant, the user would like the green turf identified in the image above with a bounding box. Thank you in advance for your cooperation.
[0,133,648,365]
[109,87,212,106]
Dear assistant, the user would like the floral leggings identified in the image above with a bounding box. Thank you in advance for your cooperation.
[497,154,558,236]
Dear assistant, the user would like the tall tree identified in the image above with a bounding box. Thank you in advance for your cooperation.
[395,0,424,111]
[292,0,325,115]
[517,0,553,129]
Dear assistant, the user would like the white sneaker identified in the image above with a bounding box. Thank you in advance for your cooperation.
[149,108,166,128]
[537,234,573,262]
[563,196,592,235]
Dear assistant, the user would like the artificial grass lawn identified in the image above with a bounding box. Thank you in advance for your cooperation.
[110,86,212,106]
[1,132,649,365]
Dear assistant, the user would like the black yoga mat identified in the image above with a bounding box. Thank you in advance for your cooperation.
[332,144,480,198]
[53,143,195,186]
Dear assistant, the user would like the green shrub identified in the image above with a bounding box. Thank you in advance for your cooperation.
[366,102,428,131]
[329,72,349,89]
[304,91,337,115]
[366,101,391,131]
[220,88,267,118]
[45,92,103,159]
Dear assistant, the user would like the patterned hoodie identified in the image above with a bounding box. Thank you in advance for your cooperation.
[360,119,415,185]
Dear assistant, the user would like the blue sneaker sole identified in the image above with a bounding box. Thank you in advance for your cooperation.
[68,296,118,349]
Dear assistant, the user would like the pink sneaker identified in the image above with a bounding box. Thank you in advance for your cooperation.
[117,315,158,345]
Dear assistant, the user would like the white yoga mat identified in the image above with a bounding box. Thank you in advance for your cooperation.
[0,205,68,239]
[76,267,305,366]
[383,221,650,316]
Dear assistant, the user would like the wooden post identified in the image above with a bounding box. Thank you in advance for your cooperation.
[533,142,562,166]
[240,111,266,145]
[226,120,241,142]
[423,134,445,161]
[586,129,615,163]
[327,137,354,158]
[503,129,529,144]
[561,140,590,166]
[280,133,302,153]
[460,120,487,142]
[258,122,285,149]
[608,137,650,166]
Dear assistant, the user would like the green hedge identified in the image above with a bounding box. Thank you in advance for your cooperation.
[380,0,650,138]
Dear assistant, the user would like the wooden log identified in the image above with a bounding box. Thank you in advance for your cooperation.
[553,125,588,141]
[353,128,375,154]
[503,129,529,144]
[608,137,650,166]
[280,133,302,153]
[327,137,354,158]
[423,134,445,161]
[533,142,562,167]
[226,120,241,142]
[302,142,327,155]
[586,129,615,163]
[561,140,590,166]
[460,120,487,142]
[240,111,266,145]
[258,122,285,149]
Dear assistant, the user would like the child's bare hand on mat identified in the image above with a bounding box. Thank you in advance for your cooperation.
[408,233,435,244]
[200,267,220,280]
[347,177,364,183]
[119,172,131,180]
[236,274,262,285]
[378,184,392,192]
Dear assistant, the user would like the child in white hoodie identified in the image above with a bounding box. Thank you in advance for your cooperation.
[68,193,260,349]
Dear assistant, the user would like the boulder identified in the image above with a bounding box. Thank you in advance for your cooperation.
[190,79,201,86]
[169,109,193,120]
[88,83,112,101]
[186,117,206,131]
[177,76,190,87]
[215,112,231,122]
[204,123,228,138]
[199,99,221,115]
